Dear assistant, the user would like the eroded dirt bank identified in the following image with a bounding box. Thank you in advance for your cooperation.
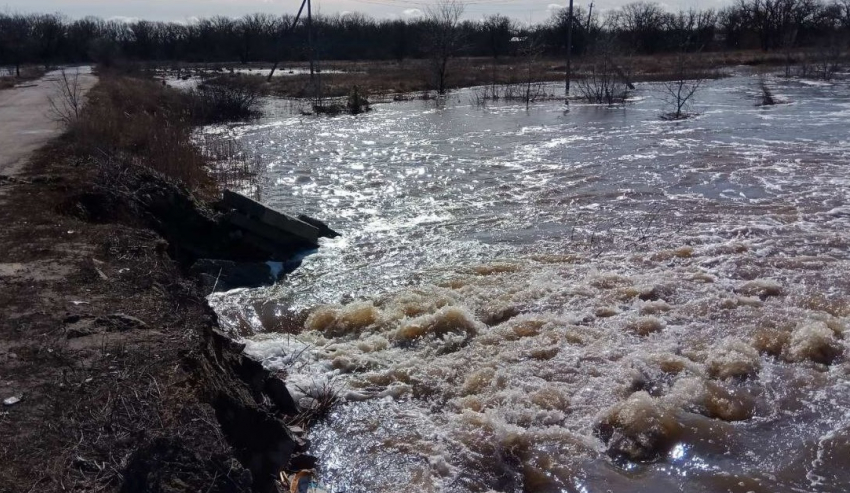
[0,140,309,491]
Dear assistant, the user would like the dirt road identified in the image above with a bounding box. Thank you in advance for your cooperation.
[0,67,96,178]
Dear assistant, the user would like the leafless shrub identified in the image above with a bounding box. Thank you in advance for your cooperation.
[516,36,548,109]
[798,55,813,78]
[814,43,842,80]
[190,75,266,122]
[470,38,557,109]
[347,85,371,114]
[312,99,345,115]
[798,43,842,80]
[311,85,371,116]
[576,60,631,105]
[660,52,706,120]
[48,68,85,125]
[471,82,556,107]
[470,87,489,107]
[567,203,692,257]
[576,40,632,105]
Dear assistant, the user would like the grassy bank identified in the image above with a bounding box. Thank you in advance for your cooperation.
[68,71,267,198]
[72,74,216,192]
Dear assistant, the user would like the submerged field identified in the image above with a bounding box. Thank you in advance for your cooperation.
[210,70,850,492]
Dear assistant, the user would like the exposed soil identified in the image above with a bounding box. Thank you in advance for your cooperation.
[0,136,306,492]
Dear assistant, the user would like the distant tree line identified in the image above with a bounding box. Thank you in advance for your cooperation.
[2,0,849,72]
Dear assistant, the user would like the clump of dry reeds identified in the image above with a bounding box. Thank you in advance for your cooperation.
[68,73,265,198]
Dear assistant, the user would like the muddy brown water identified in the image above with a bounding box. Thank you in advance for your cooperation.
[210,72,850,492]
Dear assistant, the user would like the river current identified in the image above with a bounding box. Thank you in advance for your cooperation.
[209,71,850,492]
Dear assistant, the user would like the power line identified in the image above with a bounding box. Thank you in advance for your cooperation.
[345,0,558,6]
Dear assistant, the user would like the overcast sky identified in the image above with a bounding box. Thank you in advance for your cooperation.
[2,0,732,23]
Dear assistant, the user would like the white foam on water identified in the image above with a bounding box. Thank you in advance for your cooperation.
[211,71,850,492]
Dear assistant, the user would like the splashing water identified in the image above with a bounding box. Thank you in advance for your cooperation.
[211,72,850,492]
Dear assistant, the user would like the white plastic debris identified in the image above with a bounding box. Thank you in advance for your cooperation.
[284,471,329,493]
[3,396,21,406]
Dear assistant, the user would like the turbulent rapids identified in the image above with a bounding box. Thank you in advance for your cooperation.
[210,71,850,492]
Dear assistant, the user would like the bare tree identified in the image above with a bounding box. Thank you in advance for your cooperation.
[781,24,799,77]
[424,0,466,95]
[0,14,33,77]
[660,51,706,119]
[48,68,84,125]
[737,0,819,51]
[518,36,547,109]
[609,1,668,53]
[841,0,850,32]
[482,14,514,59]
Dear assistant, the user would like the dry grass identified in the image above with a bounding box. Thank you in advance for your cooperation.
[200,136,266,201]
[69,73,264,199]
[69,74,216,196]
[287,378,342,431]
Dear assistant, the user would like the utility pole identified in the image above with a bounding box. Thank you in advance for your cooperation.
[565,0,574,98]
[267,0,308,81]
[307,0,315,79]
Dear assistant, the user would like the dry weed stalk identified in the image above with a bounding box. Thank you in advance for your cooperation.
[48,68,85,125]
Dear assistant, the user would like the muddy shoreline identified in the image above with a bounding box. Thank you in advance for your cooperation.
[0,135,310,492]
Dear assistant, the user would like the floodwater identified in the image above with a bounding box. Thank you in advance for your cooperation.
[161,66,349,89]
[210,71,850,492]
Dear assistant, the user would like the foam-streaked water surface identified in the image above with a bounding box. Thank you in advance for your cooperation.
[210,73,850,492]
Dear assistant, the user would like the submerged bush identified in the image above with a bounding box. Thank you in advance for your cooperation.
[576,61,631,105]
[759,81,777,106]
[347,85,371,115]
[575,39,632,105]
[190,75,266,123]
[312,86,372,116]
